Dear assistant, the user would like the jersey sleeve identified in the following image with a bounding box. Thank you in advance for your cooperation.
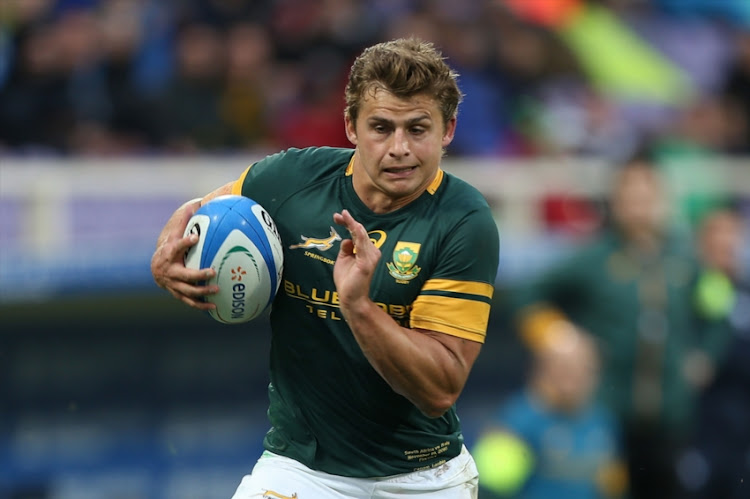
[230,147,354,216]
[229,149,299,212]
[510,241,603,351]
[410,203,500,343]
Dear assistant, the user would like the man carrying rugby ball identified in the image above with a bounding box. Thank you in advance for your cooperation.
[151,37,499,499]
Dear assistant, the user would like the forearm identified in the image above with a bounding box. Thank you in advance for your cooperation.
[155,197,202,249]
[342,297,476,418]
[155,182,234,250]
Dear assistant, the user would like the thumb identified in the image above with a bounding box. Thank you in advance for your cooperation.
[338,238,355,257]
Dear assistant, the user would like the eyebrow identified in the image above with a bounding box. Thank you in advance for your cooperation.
[367,114,432,126]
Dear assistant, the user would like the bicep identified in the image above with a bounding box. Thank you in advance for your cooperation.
[410,211,498,342]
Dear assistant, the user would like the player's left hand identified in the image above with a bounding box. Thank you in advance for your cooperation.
[332,209,381,310]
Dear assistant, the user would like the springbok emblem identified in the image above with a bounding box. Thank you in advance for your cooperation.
[289,226,342,251]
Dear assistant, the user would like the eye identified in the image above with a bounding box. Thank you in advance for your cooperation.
[370,122,390,134]
[410,126,426,135]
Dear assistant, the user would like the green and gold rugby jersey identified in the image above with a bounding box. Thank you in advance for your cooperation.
[230,146,499,478]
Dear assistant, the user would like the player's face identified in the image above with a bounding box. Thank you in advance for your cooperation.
[611,164,667,239]
[345,88,456,214]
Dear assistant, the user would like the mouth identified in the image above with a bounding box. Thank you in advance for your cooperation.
[383,165,417,176]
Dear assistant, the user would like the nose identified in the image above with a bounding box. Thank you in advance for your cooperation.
[388,128,410,158]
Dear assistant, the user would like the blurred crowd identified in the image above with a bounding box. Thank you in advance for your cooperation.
[1,0,749,159]
[2,1,750,498]
[474,156,750,499]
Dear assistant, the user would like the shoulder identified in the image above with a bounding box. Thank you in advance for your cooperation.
[251,146,354,179]
[439,171,494,213]
[239,146,354,202]
[435,172,500,254]
[432,172,497,236]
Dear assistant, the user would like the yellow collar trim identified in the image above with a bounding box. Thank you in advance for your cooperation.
[346,155,444,195]
[427,169,444,194]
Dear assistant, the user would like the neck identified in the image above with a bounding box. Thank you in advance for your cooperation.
[621,226,662,255]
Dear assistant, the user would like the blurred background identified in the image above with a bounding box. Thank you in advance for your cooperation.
[1,0,749,498]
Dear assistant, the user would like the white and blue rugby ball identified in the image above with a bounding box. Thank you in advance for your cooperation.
[183,195,284,324]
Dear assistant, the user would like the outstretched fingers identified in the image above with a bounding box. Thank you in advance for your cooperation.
[334,210,365,248]
[333,209,381,265]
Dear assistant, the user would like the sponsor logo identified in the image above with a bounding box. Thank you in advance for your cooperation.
[283,279,411,324]
[231,266,246,281]
[231,282,246,319]
[289,226,341,251]
[218,246,259,319]
[263,490,298,499]
[368,229,387,249]
[387,242,422,282]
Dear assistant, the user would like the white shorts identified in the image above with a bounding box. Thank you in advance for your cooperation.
[231,445,479,499]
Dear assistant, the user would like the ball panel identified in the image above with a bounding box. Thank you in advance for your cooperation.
[201,209,252,270]
[190,196,243,269]
[207,229,273,324]
[181,194,284,325]
[249,203,284,294]
[183,213,210,271]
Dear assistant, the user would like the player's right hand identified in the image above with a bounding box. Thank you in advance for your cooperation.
[151,202,217,310]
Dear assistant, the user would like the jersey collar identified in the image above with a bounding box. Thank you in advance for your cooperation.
[345,154,444,195]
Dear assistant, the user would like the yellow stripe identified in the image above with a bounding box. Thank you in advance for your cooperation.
[232,164,254,195]
[517,304,572,352]
[410,294,490,343]
[345,154,355,176]
[421,278,494,299]
[426,168,444,194]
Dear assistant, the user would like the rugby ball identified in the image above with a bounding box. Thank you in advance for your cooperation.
[183,195,284,324]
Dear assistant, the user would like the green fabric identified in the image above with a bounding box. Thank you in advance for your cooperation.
[238,146,500,477]
[510,230,731,437]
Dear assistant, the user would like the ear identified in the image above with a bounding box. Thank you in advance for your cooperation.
[441,117,457,148]
[345,115,358,145]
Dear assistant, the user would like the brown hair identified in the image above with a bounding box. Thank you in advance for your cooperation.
[344,38,463,127]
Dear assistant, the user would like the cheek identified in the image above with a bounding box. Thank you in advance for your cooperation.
[423,140,445,160]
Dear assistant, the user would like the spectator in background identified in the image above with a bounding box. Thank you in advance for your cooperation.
[0,20,72,152]
[722,29,750,155]
[176,0,272,31]
[686,207,750,499]
[510,154,732,499]
[1,0,749,158]
[487,7,586,157]
[159,20,230,153]
[93,0,166,152]
[649,93,737,231]
[472,325,627,499]
[437,19,512,157]
[268,50,352,150]
[218,22,275,151]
